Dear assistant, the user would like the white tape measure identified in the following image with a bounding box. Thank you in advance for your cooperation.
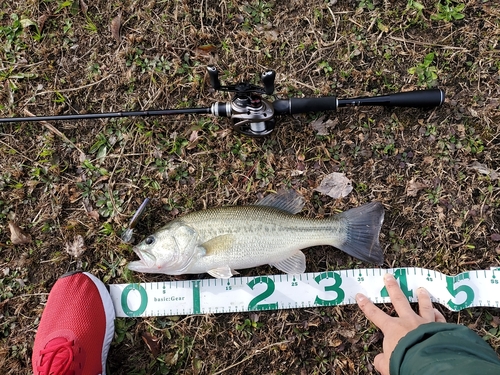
[109,267,500,318]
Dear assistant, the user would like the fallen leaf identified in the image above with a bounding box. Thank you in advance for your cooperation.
[315,173,353,199]
[329,338,343,347]
[264,29,279,43]
[110,13,122,43]
[467,161,499,181]
[491,233,500,242]
[196,44,216,52]
[337,328,355,339]
[406,178,428,197]
[8,222,32,245]
[310,116,338,136]
[423,156,435,164]
[142,332,161,357]
[233,14,245,24]
[88,210,100,221]
[37,14,50,32]
[20,18,37,28]
[80,0,88,15]
[64,235,86,258]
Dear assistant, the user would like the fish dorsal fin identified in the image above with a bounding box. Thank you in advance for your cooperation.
[271,251,306,274]
[207,265,239,279]
[255,189,305,214]
[201,234,235,255]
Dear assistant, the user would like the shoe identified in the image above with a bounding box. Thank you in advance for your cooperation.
[32,271,115,375]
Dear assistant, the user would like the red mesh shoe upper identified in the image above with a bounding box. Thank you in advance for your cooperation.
[32,272,115,375]
[37,337,75,375]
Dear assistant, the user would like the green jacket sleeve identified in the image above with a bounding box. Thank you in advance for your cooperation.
[390,322,500,375]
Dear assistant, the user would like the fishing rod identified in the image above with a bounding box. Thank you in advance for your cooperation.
[0,66,445,137]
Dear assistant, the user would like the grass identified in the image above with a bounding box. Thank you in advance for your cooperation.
[0,0,499,373]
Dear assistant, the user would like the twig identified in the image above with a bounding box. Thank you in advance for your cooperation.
[212,340,289,375]
[33,74,113,97]
[0,137,36,163]
[388,36,469,51]
[23,109,85,155]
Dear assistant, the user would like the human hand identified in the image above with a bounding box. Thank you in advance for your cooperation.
[356,273,446,375]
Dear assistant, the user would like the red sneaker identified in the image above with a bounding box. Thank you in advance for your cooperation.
[32,271,115,375]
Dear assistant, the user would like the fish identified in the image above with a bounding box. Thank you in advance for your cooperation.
[128,190,385,279]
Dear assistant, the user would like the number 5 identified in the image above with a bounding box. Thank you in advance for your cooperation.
[446,275,474,311]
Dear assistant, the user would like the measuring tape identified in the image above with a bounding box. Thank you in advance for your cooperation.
[109,267,500,318]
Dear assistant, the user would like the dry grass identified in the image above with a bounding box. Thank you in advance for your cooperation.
[0,0,499,374]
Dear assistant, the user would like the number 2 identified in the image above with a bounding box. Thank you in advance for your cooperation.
[247,277,278,311]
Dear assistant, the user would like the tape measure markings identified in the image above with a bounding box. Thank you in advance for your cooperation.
[109,267,500,318]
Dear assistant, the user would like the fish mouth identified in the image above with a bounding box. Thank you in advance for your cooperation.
[130,246,157,268]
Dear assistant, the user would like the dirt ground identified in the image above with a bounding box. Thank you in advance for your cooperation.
[1,0,499,374]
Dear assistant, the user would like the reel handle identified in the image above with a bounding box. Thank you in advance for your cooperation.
[207,66,221,90]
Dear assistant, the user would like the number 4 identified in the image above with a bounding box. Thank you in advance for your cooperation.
[380,269,414,300]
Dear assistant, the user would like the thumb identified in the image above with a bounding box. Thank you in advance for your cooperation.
[374,353,390,375]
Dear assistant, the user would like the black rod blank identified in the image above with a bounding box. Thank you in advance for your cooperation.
[0,107,212,123]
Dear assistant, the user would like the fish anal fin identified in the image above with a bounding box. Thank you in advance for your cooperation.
[201,234,235,255]
[271,251,306,274]
[207,266,239,279]
[255,189,305,214]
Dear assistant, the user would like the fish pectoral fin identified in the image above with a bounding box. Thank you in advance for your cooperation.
[271,251,306,274]
[207,266,238,279]
[201,234,235,255]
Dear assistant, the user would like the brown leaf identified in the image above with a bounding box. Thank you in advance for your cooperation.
[110,14,122,43]
[187,130,200,150]
[88,210,100,221]
[142,332,161,357]
[38,14,50,32]
[80,0,88,15]
[406,178,428,197]
[310,116,338,136]
[314,173,353,198]
[8,222,32,245]
[491,233,500,242]
[64,235,86,258]
[467,161,499,181]
[197,44,216,52]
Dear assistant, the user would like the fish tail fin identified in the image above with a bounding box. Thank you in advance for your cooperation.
[333,201,385,265]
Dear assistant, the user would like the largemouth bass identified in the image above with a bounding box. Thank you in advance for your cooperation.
[128,190,384,279]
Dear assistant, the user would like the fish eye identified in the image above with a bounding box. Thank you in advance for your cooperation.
[144,236,155,245]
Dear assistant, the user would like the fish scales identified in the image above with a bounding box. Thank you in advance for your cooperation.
[174,206,348,271]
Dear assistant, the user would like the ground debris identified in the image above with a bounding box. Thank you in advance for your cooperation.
[8,222,32,245]
[64,235,86,258]
[315,172,353,198]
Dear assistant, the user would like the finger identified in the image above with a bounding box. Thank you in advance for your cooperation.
[383,273,413,318]
[434,308,447,323]
[374,353,390,375]
[356,293,392,331]
[417,287,435,322]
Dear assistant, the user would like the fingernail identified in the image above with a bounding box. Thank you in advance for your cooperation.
[384,273,395,281]
[417,287,428,295]
[355,293,366,302]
